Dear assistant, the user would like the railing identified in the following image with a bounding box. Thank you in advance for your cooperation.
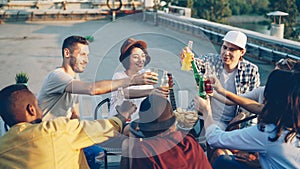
[167,5,191,18]
[154,11,300,62]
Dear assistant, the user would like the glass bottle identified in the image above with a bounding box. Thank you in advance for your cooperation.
[181,41,194,71]
[191,60,206,99]
[204,62,213,94]
[198,75,206,99]
[160,70,169,90]
[191,60,200,86]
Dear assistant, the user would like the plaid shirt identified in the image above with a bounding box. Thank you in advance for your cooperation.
[194,53,260,120]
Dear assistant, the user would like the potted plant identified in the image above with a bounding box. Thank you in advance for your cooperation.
[15,72,29,85]
[85,35,94,42]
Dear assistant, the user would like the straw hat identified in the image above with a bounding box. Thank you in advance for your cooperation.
[119,38,148,62]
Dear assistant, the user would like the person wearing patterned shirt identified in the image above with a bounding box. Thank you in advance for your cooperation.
[181,31,260,166]
[181,30,260,130]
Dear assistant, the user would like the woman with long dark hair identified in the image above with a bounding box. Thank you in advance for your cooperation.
[194,69,300,169]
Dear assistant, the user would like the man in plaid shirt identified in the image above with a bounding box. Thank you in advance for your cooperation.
[182,30,260,130]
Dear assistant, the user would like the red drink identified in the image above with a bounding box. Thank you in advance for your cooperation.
[204,78,213,94]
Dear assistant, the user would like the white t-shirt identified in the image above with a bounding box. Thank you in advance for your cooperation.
[38,68,79,120]
[242,86,265,104]
[240,86,265,125]
[109,71,153,121]
[211,69,237,130]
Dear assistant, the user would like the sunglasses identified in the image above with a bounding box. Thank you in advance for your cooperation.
[275,58,295,71]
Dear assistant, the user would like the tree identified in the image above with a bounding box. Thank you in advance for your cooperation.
[248,0,269,14]
[187,0,193,8]
[228,0,269,15]
[297,0,300,12]
[269,0,299,39]
[193,0,232,22]
[230,0,251,15]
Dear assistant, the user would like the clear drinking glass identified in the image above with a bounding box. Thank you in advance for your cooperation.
[160,70,169,90]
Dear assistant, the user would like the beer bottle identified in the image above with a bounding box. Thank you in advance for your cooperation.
[191,60,200,86]
[191,60,206,99]
[198,75,207,99]
[204,62,213,95]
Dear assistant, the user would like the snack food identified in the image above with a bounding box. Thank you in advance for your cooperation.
[174,108,198,130]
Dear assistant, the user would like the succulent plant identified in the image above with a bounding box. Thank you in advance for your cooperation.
[15,72,29,84]
[85,35,94,42]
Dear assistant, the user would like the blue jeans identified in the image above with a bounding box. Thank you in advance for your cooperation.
[213,155,255,169]
[83,145,105,169]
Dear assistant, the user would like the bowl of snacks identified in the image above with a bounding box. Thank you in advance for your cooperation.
[174,107,198,130]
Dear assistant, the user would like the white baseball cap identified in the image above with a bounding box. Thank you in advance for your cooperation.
[222,31,247,49]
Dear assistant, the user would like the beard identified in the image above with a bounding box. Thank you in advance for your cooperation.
[70,56,85,73]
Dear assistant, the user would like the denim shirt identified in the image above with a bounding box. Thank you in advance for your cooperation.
[206,124,300,169]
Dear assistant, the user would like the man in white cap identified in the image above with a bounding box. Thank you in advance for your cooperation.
[181,30,260,164]
[181,30,260,130]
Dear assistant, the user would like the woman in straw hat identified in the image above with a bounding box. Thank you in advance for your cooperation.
[109,38,168,122]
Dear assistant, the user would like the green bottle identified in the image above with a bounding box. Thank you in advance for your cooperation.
[198,75,207,99]
[191,60,200,86]
[191,60,206,99]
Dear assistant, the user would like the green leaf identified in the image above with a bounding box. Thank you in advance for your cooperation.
[15,72,29,84]
[85,35,94,42]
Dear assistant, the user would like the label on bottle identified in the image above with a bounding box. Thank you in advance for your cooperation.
[160,71,169,89]
[198,76,206,99]
[181,52,193,71]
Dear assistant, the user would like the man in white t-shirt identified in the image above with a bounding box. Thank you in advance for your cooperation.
[37,36,158,169]
[181,30,261,167]
[181,31,260,130]
[211,58,300,126]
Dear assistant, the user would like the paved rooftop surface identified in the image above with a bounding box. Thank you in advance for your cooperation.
[0,13,274,168]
